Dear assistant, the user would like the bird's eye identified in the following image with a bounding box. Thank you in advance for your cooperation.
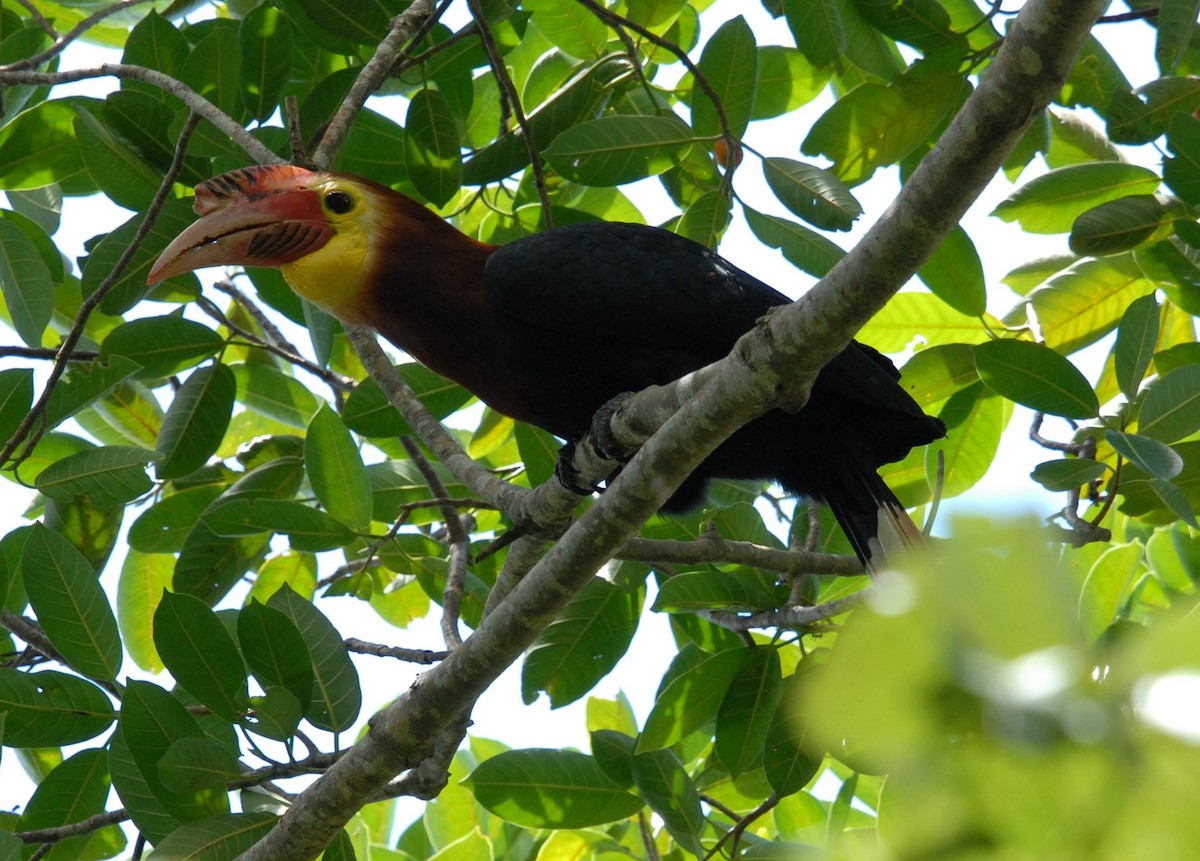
[325,190,354,214]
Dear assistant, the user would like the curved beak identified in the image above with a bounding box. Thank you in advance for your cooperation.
[148,165,335,285]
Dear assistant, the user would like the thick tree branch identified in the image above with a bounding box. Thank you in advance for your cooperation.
[240,3,1106,858]
[617,536,862,577]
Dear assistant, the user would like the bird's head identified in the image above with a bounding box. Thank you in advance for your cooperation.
[148,165,399,324]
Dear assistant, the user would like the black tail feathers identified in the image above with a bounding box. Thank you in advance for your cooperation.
[820,468,924,571]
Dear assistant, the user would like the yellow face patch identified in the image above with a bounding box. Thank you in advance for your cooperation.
[279,179,389,325]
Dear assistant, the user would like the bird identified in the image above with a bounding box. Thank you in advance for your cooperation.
[148,164,946,569]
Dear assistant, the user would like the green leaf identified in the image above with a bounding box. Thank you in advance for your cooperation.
[764,672,821,797]
[691,15,757,139]
[973,340,1099,419]
[156,363,236,481]
[0,669,114,746]
[675,189,732,248]
[1030,458,1107,492]
[100,316,224,380]
[917,225,986,317]
[1028,254,1157,354]
[336,107,408,185]
[204,499,357,552]
[35,444,157,506]
[629,748,704,856]
[153,591,249,721]
[117,549,172,673]
[1078,542,1146,640]
[1106,430,1183,480]
[0,219,52,347]
[1069,194,1177,256]
[149,812,278,860]
[159,737,240,793]
[240,4,292,121]
[267,584,361,732]
[343,363,472,437]
[1164,113,1200,206]
[544,115,694,186]
[405,88,463,207]
[17,750,115,861]
[783,0,845,69]
[129,484,223,553]
[1156,0,1200,75]
[246,686,304,741]
[751,46,830,120]
[22,524,123,683]
[992,163,1161,233]
[526,0,608,58]
[638,645,751,752]
[1140,365,1200,443]
[465,749,643,828]
[763,157,862,231]
[238,600,314,710]
[45,356,143,433]
[715,647,783,777]
[1114,293,1160,401]
[745,208,844,278]
[522,577,642,708]
[1149,476,1200,528]
[230,363,320,429]
[72,105,162,210]
[653,568,787,613]
[0,367,32,448]
[305,404,373,532]
[0,99,89,191]
[514,422,560,489]
[180,25,243,120]
[122,11,190,101]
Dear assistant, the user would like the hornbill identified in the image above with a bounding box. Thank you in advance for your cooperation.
[148,165,945,568]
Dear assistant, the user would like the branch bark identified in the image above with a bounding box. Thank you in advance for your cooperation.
[239,2,1107,858]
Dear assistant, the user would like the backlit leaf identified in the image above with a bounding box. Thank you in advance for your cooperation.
[973,340,1098,419]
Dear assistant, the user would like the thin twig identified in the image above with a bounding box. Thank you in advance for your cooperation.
[0,346,97,361]
[2,0,156,71]
[618,536,862,577]
[702,794,779,861]
[402,436,470,649]
[466,0,555,227]
[344,638,449,663]
[16,808,128,845]
[0,611,124,699]
[697,594,861,633]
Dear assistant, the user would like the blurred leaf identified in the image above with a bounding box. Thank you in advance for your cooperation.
[974,340,1098,418]
[526,0,608,58]
[1031,458,1107,492]
[1108,77,1200,145]
[675,189,731,248]
[1164,113,1200,206]
[858,293,995,350]
[753,45,830,119]
[0,99,89,191]
[1156,0,1200,75]
[465,750,643,828]
[17,750,114,861]
[180,25,243,120]
[159,737,239,794]
[72,105,162,210]
[22,523,122,683]
[716,647,783,777]
[783,0,845,69]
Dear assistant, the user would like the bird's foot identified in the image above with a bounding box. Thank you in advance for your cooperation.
[555,439,605,496]
[591,392,636,462]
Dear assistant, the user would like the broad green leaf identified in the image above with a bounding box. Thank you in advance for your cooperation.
[35,445,157,506]
[973,340,1098,419]
[1030,458,1108,492]
[238,599,314,710]
[88,382,166,447]
[1150,476,1200,528]
[100,316,223,380]
[1114,293,1160,401]
[153,591,249,721]
[465,749,643,828]
[1078,542,1145,640]
[917,225,986,317]
[122,11,190,102]
[267,584,361,732]
[306,404,373,532]
[159,737,239,794]
[405,88,463,207]
[783,0,845,69]
[1106,430,1183,480]
[522,578,642,708]
[745,208,844,278]
[857,293,995,350]
[6,184,62,236]
[630,748,704,856]
[1140,365,1200,443]
[240,4,292,121]
[675,189,731,248]
[180,25,243,120]
[45,356,144,431]
[0,669,114,747]
[1069,194,1178,256]
[638,644,751,752]
[544,115,694,186]
[337,107,408,185]
[204,499,357,552]
[1156,0,1200,75]
[763,157,862,232]
[526,0,608,58]
[148,812,278,859]
[0,367,33,445]
[0,99,89,191]
[246,686,304,741]
[0,218,52,347]
[117,549,172,672]
[854,0,963,54]
[653,568,786,613]
[691,15,757,139]
[716,647,783,778]
[752,46,830,120]
[514,422,561,489]
[1164,113,1200,206]
[1000,254,1077,296]
[915,385,1007,502]
[229,363,320,429]
[72,105,162,210]
[1028,254,1156,354]
[343,363,472,438]
[992,163,1160,233]
[156,363,236,481]
[22,524,122,683]
[109,724,177,843]
[764,672,821,797]
[17,750,115,861]
[129,484,224,553]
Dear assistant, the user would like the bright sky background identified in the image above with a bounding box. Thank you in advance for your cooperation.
[0,0,1163,835]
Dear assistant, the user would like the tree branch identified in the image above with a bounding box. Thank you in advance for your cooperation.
[618,536,862,578]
